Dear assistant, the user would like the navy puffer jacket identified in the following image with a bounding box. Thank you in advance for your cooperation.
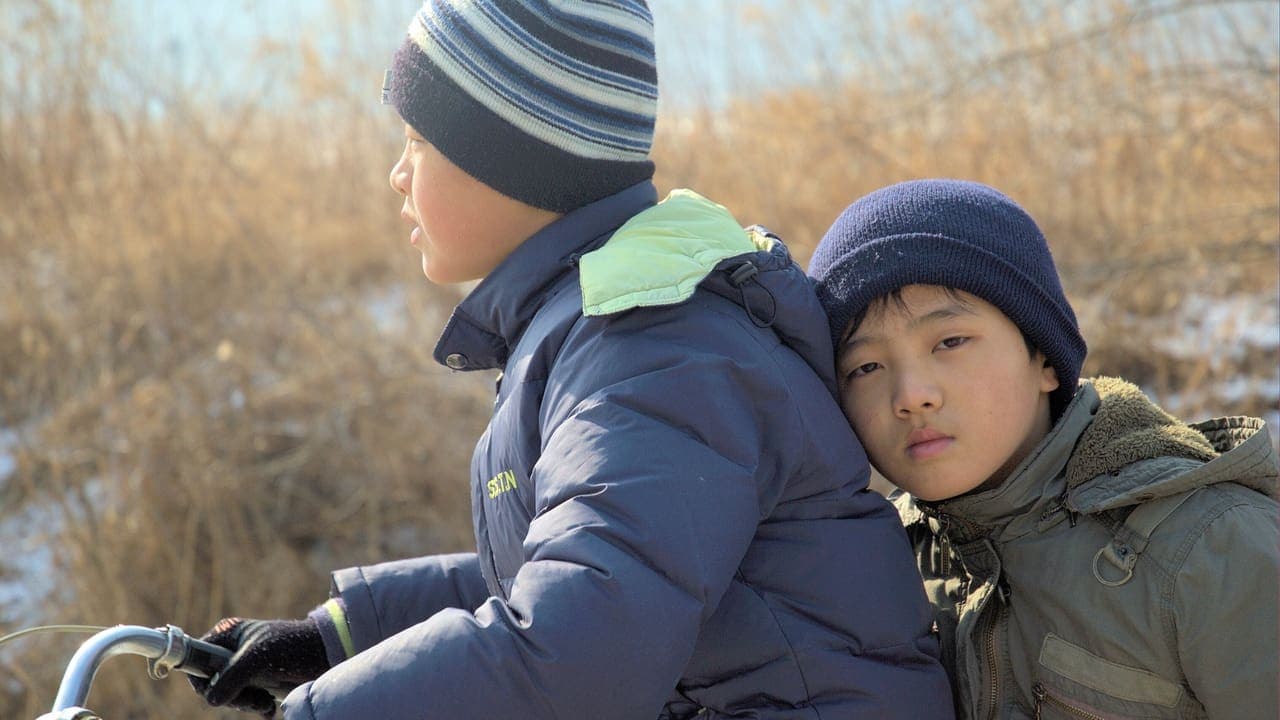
[283,182,952,719]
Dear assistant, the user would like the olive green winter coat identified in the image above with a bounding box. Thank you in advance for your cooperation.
[895,377,1279,719]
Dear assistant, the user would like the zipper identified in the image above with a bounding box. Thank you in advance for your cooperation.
[476,501,506,600]
[1036,488,1081,532]
[982,604,1002,720]
[931,512,954,577]
[1033,683,1107,720]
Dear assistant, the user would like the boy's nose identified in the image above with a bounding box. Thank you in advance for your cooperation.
[893,373,942,418]
[389,155,410,196]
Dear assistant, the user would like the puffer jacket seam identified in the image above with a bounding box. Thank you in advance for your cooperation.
[862,635,954,657]
[690,291,823,711]
[503,612,565,720]
[558,288,798,503]
[296,680,318,720]
[521,278,579,385]
[351,566,384,652]
[540,516,710,610]
[552,391,758,477]
[1159,491,1264,684]
[751,335,830,521]
[736,576,820,718]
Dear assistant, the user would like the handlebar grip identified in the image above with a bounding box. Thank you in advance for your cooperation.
[178,637,232,679]
[178,635,299,701]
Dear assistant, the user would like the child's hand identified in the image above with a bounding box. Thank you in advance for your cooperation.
[188,617,330,716]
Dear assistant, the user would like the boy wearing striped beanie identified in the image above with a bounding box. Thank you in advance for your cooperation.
[809,179,1278,719]
[189,2,953,719]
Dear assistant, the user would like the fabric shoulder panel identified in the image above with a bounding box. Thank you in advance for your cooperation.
[579,188,772,316]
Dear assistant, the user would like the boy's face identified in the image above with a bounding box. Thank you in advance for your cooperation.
[836,284,1059,502]
[389,124,558,283]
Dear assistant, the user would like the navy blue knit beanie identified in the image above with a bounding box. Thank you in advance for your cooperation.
[384,0,657,213]
[808,179,1086,416]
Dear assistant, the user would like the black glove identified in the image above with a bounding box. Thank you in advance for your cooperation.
[188,617,331,717]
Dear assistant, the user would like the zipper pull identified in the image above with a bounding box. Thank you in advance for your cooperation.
[936,513,954,577]
[1037,490,1079,531]
[1058,487,1080,527]
[937,513,954,547]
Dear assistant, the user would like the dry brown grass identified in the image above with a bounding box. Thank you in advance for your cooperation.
[655,0,1279,422]
[1,1,1276,717]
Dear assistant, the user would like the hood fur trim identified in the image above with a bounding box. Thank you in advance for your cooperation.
[1064,377,1217,490]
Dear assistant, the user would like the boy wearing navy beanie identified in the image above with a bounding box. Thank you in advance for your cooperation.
[810,179,1278,719]
[187,4,954,719]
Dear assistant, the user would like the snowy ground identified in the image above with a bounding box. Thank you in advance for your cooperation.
[1149,290,1280,431]
[1155,291,1280,361]
[0,426,56,631]
[0,428,15,484]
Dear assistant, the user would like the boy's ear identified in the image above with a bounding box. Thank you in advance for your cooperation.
[1038,354,1060,393]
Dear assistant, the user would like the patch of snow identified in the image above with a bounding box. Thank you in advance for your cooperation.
[0,500,58,630]
[0,427,16,482]
[1155,291,1280,361]
[1211,376,1280,406]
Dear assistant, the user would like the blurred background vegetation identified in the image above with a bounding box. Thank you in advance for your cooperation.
[1,0,1276,717]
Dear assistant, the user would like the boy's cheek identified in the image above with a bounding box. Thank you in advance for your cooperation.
[848,412,871,441]
[844,407,883,452]
[837,385,872,430]
[837,394,861,433]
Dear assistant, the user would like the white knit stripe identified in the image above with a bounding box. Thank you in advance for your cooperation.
[412,10,651,150]
[415,2,655,101]
[478,2,654,97]
[535,0,655,66]
[547,0,653,46]
[409,17,649,160]
[584,0,653,24]
[463,2,655,113]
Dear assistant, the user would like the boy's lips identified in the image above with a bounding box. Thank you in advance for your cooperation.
[905,427,954,461]
[401,210,422,247]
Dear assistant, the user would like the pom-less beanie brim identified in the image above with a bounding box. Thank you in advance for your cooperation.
[808,179,1087,418]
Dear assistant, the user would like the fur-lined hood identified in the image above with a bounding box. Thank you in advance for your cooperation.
[1064,377,1277,514]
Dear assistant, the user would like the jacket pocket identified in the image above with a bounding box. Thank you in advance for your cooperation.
[1039,634,1182,706]
[1033,683,1127,719]
[1034,634,1185,719]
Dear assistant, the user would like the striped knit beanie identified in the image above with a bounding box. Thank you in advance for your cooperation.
[808,179,1087,417]
[385,0,657,213]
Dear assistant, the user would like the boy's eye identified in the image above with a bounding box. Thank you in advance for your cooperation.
[936,336,969,350]
[846,361,881,380]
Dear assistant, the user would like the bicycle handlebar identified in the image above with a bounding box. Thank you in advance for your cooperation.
[40,624,294,719]
[50,625,228,711]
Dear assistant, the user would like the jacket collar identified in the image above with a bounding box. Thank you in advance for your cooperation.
[432,181,658,371]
